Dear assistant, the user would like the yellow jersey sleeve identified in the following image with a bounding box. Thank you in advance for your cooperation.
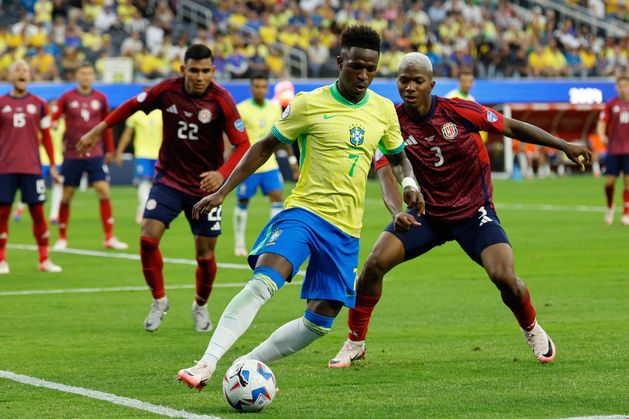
[271,92,309,144]
[378,100,405,155]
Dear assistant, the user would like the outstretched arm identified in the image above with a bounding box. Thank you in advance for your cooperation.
[386,150,425,214]
[503,118,592,171]
[193,133,284,219]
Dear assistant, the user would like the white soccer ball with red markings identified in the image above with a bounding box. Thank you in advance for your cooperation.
[223,359,276,412]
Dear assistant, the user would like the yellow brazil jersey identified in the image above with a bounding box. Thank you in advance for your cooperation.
[271,82,404,238]
[40,118,64,166]
[126,109,163,159]
[237,98,282,173]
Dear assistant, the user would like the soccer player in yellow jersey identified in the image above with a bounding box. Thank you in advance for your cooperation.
[114,108,163,224]
[233,73,299,256]
[177,25,424,391]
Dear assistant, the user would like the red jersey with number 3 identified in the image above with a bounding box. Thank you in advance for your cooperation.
[117,77,249,196]
[0,93,50,175]
[599,97,629,155]
[376,96,505,222]
[54,89,110,159]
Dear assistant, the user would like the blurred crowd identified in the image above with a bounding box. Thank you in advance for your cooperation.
[0,0,627,82]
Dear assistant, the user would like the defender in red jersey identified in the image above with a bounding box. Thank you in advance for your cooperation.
[596,75,629,225]
[330,53,592,367]
[51,62,127,251]
[77,45,250,332]
[0,60,62,274]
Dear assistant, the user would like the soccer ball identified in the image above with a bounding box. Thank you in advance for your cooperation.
[223,359,277,412]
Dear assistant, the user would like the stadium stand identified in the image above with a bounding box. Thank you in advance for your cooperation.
[0,0,626,82]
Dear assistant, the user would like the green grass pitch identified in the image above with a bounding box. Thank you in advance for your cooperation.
[1,176,627,418]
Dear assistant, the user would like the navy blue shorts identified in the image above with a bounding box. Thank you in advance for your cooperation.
[385,205,510,265]
[248,208,359,308]
[236,169,284,200]
[61,157,109,187]
[0,173,47,204]
[143,182,222,237]
[605,155,629,176]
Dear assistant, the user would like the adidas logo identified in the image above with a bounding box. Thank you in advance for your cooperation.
[211,222,220,231]
[166,104,178,114]
[2,105,11,113]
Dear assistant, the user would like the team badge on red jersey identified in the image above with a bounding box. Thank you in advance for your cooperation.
[91,100,101,110]
[441,122,458,140]
[26,104,37,114]
[349,124,365,147]
[198,109,212,123]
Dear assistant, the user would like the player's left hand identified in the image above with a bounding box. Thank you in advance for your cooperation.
[563,142,592,172]
[192,191,225,220]
[49,165,62,185]
[394,211,421,233]
[104,152,113,165]
[200,171,224,193]
[404,187,425,215]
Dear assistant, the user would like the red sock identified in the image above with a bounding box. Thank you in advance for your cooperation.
[140,236,164,299]
[99,199,114,240]
[502,289,537,331]
[605,184,614,208]
[58,202,70,240]
[28,203,49,263]
[195,256,217,305]
[0,204,10,261]
[347,294,381,341]
[624,190,629,215]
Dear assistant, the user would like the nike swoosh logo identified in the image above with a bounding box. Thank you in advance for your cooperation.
[323,114,339,119]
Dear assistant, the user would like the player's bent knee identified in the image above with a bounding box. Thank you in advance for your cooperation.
[487,265,517,287]
[249,266,285,301]
[303,310,334,336]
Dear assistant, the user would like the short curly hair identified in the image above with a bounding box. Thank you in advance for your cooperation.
[340,25,381,53]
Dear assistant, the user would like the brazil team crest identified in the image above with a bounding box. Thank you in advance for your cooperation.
[349,124,366,147]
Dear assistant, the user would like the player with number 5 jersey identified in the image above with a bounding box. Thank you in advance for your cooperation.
[330,53,593,368]
[0,60,62,274]
[77,45,250,333]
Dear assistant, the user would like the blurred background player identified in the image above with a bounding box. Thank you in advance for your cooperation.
[597,75,629,226]
[0,60,62,274]
[233,73,299,256]
[52,62,128,250]
[77,45,250,333]
[445,69,489,145]
[114,103,163,224]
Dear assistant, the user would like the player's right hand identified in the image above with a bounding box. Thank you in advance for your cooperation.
[394,211,420,233]
[192,192,225,220]
[114,152,123,167]
[76,131,99,157]
[404,188,425,215]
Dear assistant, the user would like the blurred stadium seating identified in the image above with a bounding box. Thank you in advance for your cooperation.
[0,0,626,82]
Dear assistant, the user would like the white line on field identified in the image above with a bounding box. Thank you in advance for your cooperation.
[0,370,219,419]
[6,243,307,275]
[562,416,628,419]
[0,280,304,296]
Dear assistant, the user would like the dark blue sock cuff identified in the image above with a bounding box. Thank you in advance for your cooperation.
[304,310,334,329]
[252,266,285,290]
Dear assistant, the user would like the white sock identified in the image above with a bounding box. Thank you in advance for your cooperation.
[270,202,283,219]
[592,161,601,176]
[244,317,324,364]
[200,277,277,372]
[233,205,248,249]
[79,173,88,191]
[50,183,63,220]
[137,180,151,219]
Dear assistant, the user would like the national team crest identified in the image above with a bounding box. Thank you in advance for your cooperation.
[267,228,282,246]
[26,104,37,114]
[91,100,100,110]
[441,122,458,140]
[349,124,366,147]
[198,109,212,123]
